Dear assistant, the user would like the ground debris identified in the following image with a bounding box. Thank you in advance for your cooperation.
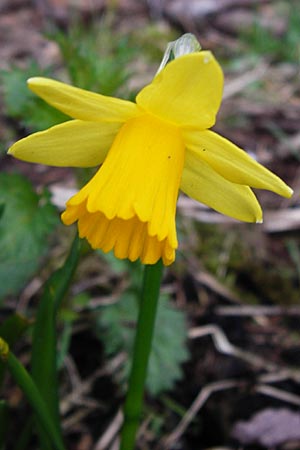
[232,407,300,447]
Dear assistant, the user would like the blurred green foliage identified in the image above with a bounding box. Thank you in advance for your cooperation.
[241,1,300,63]
[95,259,189,395]
[1,19,136,138]
[0,63,68,132]
[0,173,58,300]
[51,22,135,96]
[98,292,189,395]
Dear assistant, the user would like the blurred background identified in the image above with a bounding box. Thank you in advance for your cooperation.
[0,1,300,449]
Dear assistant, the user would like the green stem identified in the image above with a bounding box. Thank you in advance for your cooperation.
[2,349,65,450]
[120,260,164,450]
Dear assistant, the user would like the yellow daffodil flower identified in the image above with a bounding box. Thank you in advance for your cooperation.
[8,51,293,265]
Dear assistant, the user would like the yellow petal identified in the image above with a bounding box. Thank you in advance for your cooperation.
[8,120,121,167]
[184,130,293,198]
[62,113,186,265]
[27,77,139,122]
[181,149,263,222]
[136,52,223,129]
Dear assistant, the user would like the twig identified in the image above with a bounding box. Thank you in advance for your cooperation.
[158,323,300,448]
[215,305,300,316]
[62,407,98,431]
[95,410,123,450]
[259,372,296,384]
[193,270,241,304]
[189,324,300,381]
[160,374,300,449]
[63,354,82,391]
[161,380,239,449]
[109,438,120,450]
[61,353,126,415]
[159,365,300,449]
[255,384,300,407]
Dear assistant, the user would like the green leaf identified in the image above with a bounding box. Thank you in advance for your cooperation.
[96,292,189,395]
[50,22,135,96]
[31,235,81,448]
[0,62,68,131]
[147,294,189,395]
[1,64,37,118]
[3,349,66,450]
[0,173,58,301]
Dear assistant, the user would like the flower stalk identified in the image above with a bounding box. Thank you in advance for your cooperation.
[120,260,164,450]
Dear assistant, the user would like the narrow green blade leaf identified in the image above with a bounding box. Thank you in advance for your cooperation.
[0,345,66,450]
[31,235,81,446]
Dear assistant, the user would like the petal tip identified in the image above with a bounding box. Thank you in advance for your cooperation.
[27,77,48,92]
[27,77,37,87]
[27,77,42,85]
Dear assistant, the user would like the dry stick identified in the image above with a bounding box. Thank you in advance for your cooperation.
[162,379,240,449]
[255,384,300,407]
[189,324,300,381]
[0,345,66,450]
[161,325,300,448]
[109,438,120,450]
[95,410,123,450]
[61,353,126,417]
[63,408,99,431]
[161,380,300,449]
[215,305,300,316]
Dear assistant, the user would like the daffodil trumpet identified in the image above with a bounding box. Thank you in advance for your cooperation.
[8,45,292,266]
